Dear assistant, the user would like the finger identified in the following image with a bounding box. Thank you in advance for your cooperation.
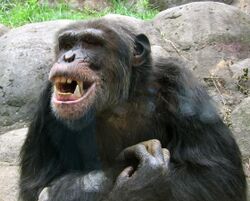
[119,166,135,178]
[142,139,164,162]
[38,187,50,201]
[118,144,151,164]
[115,166,134,186]
[162,148,170,166]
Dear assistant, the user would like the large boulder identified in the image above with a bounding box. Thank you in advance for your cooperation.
[149,0,233,10]
[153,2,250,78]
[233,0,250,14]
[0,20,72,132]
[0,128,27,165]
[0,128,27,201]
[152,2,250,122]
[0,166,19,201]
[232,97,250,161]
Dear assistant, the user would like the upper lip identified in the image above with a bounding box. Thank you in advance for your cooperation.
[49,62,97,84]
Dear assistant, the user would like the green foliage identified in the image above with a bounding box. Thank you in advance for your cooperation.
[0,0,158,27]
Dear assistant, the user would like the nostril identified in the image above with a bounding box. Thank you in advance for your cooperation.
[63,51,76,63]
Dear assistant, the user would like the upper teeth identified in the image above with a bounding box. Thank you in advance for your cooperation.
[74,84,82,98]
[54,77,84,97]
[55,77,72,84]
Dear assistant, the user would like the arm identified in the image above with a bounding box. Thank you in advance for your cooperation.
[38,140,170,201]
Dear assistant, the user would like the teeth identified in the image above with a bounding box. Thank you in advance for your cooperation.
[61,77,66,83]
[77,81,84,95]
[53,77,85,99]
[74,84,82,98]
[55,77,60,83]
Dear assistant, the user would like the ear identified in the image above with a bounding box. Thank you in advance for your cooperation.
[133,34,151,67]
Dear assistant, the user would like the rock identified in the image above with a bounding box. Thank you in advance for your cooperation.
[233,0,250,14]
[0,24,9,37]
[248,179,250,199]
[152,2,250,120]
[153,2,250,77]
[0,20,72,130]
[149,0,233,11]
[0,128,27,165]
[230,59,250,95]
[231,97,250,160]
[204,58,249,116]
[0,128,28,201]
[0,166,19,201]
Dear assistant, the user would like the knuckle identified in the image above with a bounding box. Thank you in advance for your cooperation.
[135,144,146,152]
[151,139,161,146]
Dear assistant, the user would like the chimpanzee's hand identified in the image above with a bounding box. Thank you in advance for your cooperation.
[104,139,170,201]
[37,171,113,201]
[38,187,50,201]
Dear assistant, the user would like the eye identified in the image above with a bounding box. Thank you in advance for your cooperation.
[58,32,77,50]
[59,40,75,50]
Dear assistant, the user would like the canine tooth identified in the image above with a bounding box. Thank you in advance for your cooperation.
[67,79,72,84]
[77,81,84,95]
[61,77,66,83]
[54,85,57,92]
[74,85,82,98]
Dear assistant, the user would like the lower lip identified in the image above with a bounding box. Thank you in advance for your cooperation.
[52,83,96,104]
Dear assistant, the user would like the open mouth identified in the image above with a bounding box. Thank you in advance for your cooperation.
[53,77,94,102]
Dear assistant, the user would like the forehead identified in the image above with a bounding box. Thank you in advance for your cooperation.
[60,20,115,34]
[58,22,121,43]
[56,19,134,52]
[80,28,103,35]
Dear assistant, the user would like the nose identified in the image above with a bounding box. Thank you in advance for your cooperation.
[63,50,76,63]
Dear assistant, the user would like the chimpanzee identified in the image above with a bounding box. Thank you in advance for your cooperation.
[19,18,246,201]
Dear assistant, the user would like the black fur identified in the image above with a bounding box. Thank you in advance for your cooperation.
[19,19,246,201]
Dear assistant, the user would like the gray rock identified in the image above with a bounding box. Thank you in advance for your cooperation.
[0,166,19,201]
[0,20,72,130]
[232,97,250,160]
[248,179,250,200]
[231,59,250,95]
[0,128,27,165]
[0,24,9,37]
[0,128,28,201]
[152,2,250,121]
[233,0,250,14]
[153,2,250,77]
[149,0,233,11]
